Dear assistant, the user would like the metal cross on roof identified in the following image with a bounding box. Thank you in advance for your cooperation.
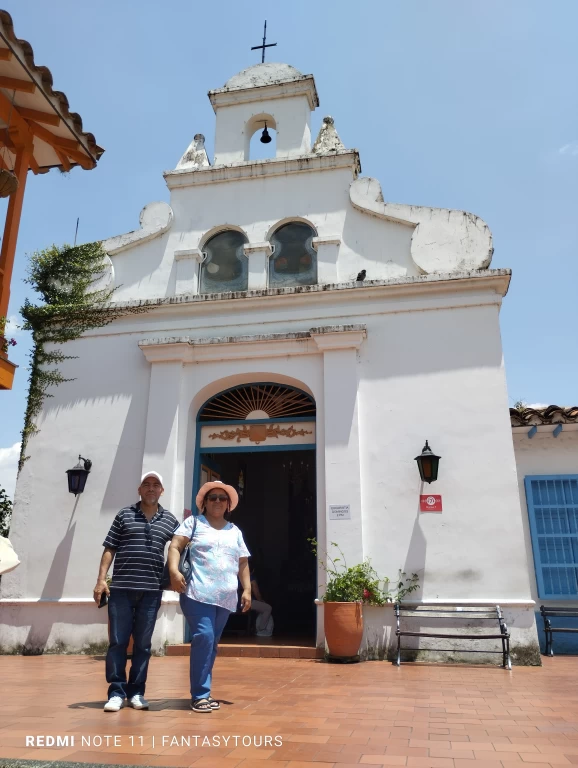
[251,20,277,63]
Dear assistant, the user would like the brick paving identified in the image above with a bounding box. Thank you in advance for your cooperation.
[1,655,578,768]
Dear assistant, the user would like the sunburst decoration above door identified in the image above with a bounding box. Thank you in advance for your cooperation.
[199,383,316,421]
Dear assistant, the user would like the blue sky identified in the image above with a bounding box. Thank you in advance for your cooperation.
[1,0,577,497]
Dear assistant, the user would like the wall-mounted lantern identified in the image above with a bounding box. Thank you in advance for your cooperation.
[415,440,441,484]
[66,455,92,496]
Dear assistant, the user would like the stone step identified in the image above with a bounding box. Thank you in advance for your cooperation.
[166,643,324,659]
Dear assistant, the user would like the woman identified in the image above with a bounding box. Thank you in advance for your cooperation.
[168,480,251,713]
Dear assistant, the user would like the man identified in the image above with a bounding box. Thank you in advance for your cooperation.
[93,471,178,712]
[250,569,274,638]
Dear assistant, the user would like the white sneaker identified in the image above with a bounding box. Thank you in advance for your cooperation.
[104,695,124,712]
[129,695,149,710]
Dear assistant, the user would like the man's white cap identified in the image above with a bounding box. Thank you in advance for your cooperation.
[141,471,163,486]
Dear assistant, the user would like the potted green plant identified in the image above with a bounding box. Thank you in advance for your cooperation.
[311,539,419,659]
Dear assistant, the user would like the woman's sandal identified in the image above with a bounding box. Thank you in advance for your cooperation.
[207,696,220,710]
[190,698,212,713]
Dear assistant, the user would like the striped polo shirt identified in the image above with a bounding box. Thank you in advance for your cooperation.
[103,503,179,591]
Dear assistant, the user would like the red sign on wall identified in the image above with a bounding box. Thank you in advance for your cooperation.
[420,494,442,512]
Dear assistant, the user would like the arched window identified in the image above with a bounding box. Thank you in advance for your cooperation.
[269,222,317,288]
[200,230,248,294]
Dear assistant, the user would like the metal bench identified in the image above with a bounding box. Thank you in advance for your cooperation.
[394,603,511,669]
[540,605,578,656]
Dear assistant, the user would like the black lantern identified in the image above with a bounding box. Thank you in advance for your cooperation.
[66,455,92,495]
[415,440,441,484]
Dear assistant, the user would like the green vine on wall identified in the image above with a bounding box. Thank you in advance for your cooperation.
[19,241,147,470]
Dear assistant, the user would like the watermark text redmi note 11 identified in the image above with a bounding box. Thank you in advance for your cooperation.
[25,734,283,749]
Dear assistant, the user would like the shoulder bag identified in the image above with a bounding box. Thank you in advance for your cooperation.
[161,515,198,590]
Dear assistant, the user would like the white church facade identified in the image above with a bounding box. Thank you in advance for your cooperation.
[1,63,545,660]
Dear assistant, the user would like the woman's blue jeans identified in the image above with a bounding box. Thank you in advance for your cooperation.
[180,594,230,701]
[106,589,162,700]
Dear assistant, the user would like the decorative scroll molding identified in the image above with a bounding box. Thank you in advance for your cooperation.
[350,176,493,274]
[207,423,313,445]
[104,201,174,256]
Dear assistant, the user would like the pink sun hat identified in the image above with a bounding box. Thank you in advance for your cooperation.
[196,480,239,512]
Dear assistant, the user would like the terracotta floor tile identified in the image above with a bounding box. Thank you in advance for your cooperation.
[406,757,455,767]
[285,763,336,767]
[340,744,386,756]
[453,743,497,752]
[188,758,243,767]
[429,749,475,759]
[385,748,429,758]
[411,740,451,749]
[313,753,363,764]
[453,762,502,768]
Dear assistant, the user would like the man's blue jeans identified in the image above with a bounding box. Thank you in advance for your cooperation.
[106,589,162,700]
[180,595,230,701]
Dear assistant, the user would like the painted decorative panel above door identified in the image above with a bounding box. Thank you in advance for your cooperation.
[200,421,316,448]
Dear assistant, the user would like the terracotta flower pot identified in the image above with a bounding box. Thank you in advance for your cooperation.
[324,601,363,658]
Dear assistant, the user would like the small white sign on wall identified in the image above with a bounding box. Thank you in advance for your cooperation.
[329,504,351,520]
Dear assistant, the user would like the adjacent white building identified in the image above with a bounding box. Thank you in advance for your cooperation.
[1,62,550,660]
[511,406,578,653]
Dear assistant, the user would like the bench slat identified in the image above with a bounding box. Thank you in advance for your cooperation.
[397,631,508,639]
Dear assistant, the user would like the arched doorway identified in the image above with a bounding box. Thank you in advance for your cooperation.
[194,382,317,640]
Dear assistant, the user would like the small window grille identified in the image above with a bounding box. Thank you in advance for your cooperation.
[199,383,316,421]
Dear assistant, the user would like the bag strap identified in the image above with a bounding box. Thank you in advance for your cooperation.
[187,514,198,542]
